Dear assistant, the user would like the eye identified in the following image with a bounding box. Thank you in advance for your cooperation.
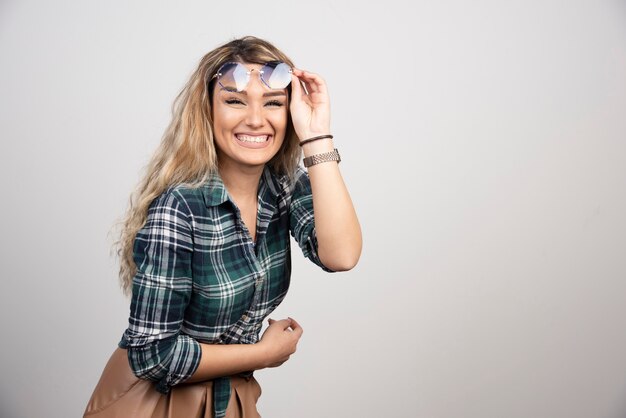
[225,98,244,105]
[265,100,284,107]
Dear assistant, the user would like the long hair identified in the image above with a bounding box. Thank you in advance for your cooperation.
[111,36,300,295]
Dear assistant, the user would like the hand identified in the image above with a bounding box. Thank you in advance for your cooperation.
[289,69,331,141]
[257,317,303,368]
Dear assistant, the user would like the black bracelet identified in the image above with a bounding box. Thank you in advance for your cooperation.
[299,134,334,147]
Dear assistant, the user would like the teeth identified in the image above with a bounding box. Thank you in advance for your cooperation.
[237,134,269,143]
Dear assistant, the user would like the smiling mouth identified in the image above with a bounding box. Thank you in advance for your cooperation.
[235,134,270,143]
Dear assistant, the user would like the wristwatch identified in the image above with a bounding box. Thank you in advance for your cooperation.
[303,148,341,168]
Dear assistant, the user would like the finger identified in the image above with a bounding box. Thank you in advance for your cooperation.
[290,73,306,101]
[292,69,318,94]
[270,318,293,330]
[268,318,275,325]
[287,317,304,337]
[282,317,294,330]
[301,76,319,94]
[294,69,327,95]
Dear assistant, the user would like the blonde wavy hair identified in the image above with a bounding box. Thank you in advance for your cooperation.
[111,36,300,296]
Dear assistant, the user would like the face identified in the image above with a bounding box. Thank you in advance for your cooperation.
[211,62,289,173]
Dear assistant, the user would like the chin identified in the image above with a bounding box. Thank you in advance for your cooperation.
[234,153,278,169]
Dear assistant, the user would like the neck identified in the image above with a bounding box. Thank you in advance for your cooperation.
[218,161,264,200]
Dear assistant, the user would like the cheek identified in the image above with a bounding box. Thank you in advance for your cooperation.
[270,108,289,131]
[272,111,288,148]
[213,107,238,133]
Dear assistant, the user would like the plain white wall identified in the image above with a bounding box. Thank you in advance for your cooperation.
[1,1,625,417]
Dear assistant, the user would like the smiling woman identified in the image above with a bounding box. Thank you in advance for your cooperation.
[82,36,362,418]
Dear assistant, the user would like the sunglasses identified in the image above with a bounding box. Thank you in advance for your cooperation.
[211,61,293,92]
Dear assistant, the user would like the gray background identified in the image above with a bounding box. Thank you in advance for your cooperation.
[1,1,625,417]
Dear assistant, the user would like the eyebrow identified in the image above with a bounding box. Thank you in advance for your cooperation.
[220,87,286,97]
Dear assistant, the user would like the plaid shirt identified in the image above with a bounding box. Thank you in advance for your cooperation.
[118,165,332,418]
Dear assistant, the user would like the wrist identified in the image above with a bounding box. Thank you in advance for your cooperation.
[301,137,335,156]
[298,130,331,141]
[253,341,270,370]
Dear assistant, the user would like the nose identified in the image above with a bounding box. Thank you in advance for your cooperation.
[244,101,264,128]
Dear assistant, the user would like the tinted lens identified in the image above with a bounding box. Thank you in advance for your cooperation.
[261,62,292,89]
[217,62,249,91]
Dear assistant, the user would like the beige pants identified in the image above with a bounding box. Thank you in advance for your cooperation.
[84,347,262,418]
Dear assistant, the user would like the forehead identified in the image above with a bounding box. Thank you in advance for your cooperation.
[217,61,264,74]
[239,62,263,70]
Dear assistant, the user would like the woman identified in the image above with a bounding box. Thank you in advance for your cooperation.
[84,35,361,418]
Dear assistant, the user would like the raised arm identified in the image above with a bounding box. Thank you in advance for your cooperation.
[289,68,362,271]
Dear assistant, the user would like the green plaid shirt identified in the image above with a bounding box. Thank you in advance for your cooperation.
[118,165,332,418]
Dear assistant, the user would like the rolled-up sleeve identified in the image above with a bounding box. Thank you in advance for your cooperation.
[118,189,201,394]
[289,167,335,273]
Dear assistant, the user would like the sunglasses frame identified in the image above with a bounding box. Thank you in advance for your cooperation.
[210,61,293,92]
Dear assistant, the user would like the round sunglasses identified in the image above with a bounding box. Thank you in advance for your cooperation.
[211,61,293,92]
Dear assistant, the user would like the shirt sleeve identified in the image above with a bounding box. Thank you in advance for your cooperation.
[119,189,201,394]
[289,167,335,273]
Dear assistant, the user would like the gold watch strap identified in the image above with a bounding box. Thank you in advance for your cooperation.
[303,148,341,168]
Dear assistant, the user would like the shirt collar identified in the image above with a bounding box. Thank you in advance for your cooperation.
[202,165,282,208]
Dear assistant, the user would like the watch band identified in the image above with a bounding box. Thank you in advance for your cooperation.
[303,148,341,168]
